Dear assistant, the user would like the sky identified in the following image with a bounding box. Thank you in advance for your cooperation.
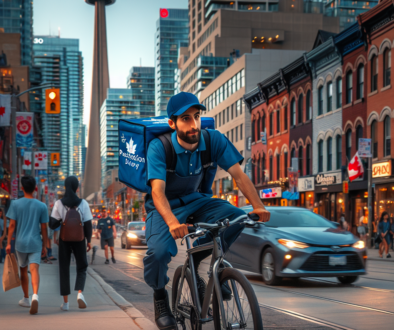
[33,0,188,127]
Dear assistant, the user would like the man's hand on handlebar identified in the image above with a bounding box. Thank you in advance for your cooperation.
[251,208,270,222]
[169,222,189,240]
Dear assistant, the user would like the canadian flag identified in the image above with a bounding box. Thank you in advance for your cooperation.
[0,94,11,127]
[348,152,364,182]
[22,151,32,170]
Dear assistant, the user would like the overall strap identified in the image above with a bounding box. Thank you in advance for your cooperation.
[158,132,177,172]
[200,129,213,168]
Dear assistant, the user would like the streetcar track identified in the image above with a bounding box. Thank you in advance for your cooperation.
[304,278,394,293]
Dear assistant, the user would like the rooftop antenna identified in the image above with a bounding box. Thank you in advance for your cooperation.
[58,27,61,38]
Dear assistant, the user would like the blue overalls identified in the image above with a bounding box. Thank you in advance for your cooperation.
[143,133,246,290]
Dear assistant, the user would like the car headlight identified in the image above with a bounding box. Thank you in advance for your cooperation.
[127,233,138,239]
[352,240,365,249]
[278,238,309,249]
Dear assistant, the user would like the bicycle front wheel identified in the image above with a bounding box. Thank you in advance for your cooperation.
[212,267,263,330]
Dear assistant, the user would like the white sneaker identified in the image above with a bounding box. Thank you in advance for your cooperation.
[19,297,30,308]
[77,293,87,309]
[60,302,69,311]
[30,294,39,315]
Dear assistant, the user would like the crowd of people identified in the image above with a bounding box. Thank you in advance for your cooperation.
[0,175,117,315]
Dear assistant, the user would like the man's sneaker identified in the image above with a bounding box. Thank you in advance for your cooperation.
[196,273,232,302]
[19,297,30,308]
[105,259,109,264]
[111,257,116,264]
[60,302,69,311]
[387,254,392,258]
[154,291,176,330]
[77,293,87,309]
[30,294,39,315]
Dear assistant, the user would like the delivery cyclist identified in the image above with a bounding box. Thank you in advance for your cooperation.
[144,92,270,330]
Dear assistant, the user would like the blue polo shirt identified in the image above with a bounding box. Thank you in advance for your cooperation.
[147,129,243,188]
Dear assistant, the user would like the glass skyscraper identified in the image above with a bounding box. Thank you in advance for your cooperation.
[155,8,189,116]
[33,36,84,186]
[127,66,155,117]
[0,0,33,66]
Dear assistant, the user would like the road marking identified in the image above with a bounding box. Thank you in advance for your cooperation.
[305,278,394,293]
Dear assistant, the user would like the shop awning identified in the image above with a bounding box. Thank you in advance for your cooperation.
[0,187,10,198]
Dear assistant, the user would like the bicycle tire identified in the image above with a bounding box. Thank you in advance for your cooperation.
[212,267,263,330]
[172,265,202,330]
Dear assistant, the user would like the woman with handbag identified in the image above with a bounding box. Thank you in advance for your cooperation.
[51,176,93,311]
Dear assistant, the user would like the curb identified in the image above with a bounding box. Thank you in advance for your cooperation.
[87,268,157,330]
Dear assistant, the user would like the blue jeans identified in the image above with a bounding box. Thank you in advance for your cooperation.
[143,197,245,290]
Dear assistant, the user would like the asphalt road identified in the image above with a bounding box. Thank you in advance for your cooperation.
[90,237,394,329]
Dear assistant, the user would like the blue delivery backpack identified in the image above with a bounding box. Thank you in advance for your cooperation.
[118,116,215,193]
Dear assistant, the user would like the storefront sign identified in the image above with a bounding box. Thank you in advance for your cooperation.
[358,138,372,158]
[298,177,314,192]
[372,161,392,178]
[315,171,342,186]
[259,187,282,199]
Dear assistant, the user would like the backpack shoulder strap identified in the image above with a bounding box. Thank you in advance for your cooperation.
[158,132,177,172]
[201,129,213,168]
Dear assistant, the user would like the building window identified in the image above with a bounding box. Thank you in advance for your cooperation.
[269,112,273,136]
[336,77,342,109]
[327,81,333,113]
[219,112,221,127]
[371,120,378,158]
[252,159,256,184]
[306,144,311,175]
[252,119,255,142]
[276,154,280,180]
[336,135,342,170]
[306,90,311,121]
[291,147,295,160]
[290,98,296,126]
[257,156,261,183]
[371,55,378,92]
[235,126,238,142]
[346,129,352,162]
[318,86,323,115]
[269,155,273,181]
[262,153,266,182]
[240,124,243,140]
[298,146,303,176]
[222,109,225,124]
[384,116,391,156]
[346,71,352,104]
[284,106,288,130]
[384,48,391,87]
[231,129,234,143]
[298,93,303,124]
[327,137,332,171]
[262,113,266,133]
[284,151,288,178]
[227,107,229,122]
[276,109,280,133]
[357,64,364,99]
[356,125,363,151]
[318,140,323,172]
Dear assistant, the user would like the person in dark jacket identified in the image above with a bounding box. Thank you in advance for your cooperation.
[51,176,93,311]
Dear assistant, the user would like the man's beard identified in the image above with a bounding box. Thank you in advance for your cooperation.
[176,126,201,144]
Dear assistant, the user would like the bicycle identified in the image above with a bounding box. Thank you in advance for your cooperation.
[172,214,263,330]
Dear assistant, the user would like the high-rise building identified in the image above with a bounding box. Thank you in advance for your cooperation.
[304,0,378,31]
[0,0,33,66]
[155,8,189,116]
[127,66,155,117]
[33,36,84,186]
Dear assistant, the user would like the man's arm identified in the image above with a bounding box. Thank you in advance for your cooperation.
[41,223,48,258]
[112,221,117,238]
[5,219,16,254]
[151,179,189,239]
[228,163,270,222]
[0,211,6,242]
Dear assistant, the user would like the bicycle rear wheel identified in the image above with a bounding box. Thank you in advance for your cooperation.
[212,268,263,330]
[172,265,202,330]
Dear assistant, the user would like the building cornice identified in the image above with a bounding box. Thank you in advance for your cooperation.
[334,23,364,56]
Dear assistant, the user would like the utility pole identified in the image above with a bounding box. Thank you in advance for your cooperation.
[367,157,373,248]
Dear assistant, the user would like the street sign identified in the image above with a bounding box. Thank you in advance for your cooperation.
[260,131,266,145]
[358,138,372,158]
[247,137,251,151]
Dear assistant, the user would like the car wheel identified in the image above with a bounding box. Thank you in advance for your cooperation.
[337,276,358,284]
[261,248,281,286]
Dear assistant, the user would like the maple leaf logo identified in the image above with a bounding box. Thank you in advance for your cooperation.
[126,137,137,154]
[0,107,5,117]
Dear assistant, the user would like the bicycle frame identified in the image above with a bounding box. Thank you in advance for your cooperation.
[174,232,246,329]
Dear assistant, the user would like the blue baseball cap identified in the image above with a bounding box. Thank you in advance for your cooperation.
[167,92,206,118]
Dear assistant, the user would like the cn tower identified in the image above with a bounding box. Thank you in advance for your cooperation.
[83,0,115,199]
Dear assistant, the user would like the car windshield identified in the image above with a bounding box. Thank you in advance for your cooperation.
[265,209,336,227]
[128,222,145,230]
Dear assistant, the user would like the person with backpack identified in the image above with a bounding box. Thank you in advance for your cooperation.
[5,176,49,315]
[50,176,93,311]
[134,92,270,329]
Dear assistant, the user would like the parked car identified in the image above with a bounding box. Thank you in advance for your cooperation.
[121,221,147,248]
[225,206,367,285]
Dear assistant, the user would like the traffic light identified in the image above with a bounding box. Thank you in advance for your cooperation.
[50,153,60,166]
[45,88,60,114]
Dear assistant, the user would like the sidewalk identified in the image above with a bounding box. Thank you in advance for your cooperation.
[368,247,394,261]
[0,258,156,330]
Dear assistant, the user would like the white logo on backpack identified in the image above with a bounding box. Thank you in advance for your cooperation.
[126,137,137,154]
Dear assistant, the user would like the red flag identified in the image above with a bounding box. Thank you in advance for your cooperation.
[348,152,364,182]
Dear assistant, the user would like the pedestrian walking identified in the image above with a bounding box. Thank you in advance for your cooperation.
[0,208,7,263]
[5,176,49,315]
[378,211,391,258]
[98,206,116,264]
[357,209,367,245]
[390,218,394,251]
[339,213,349,231]
[51,176,93,311]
